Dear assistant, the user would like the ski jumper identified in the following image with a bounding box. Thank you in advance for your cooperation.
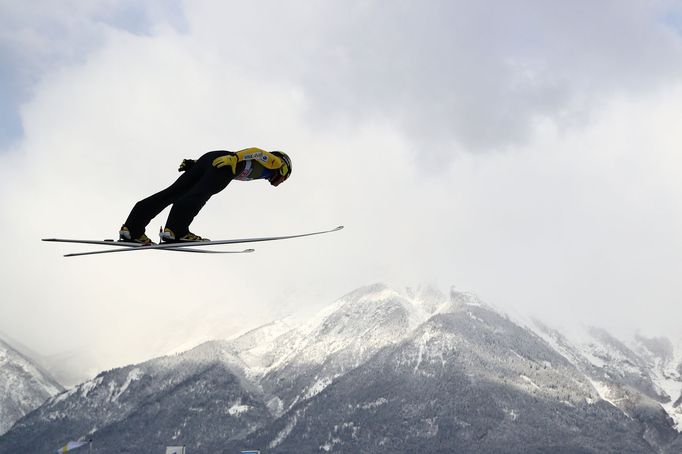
[123,148,287,239]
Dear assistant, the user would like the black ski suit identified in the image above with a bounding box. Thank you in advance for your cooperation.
[124,151,237,238]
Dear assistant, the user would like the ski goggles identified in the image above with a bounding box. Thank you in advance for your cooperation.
[269,163,290,186]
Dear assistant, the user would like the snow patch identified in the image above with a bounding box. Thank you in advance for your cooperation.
[111,368,143,402]
[80,376,103,398]
[51,387,78,406]
[588,379,618,407]
[467,311,484,323]
[320,436,342,452]
[304,377,334,400]
[510,350,526,362]
[228,402,250,416]
[359,398,388,410]
[269,412,299,448]
[267,396,284,416]
[503,408,518,421]
[520,375,541,390]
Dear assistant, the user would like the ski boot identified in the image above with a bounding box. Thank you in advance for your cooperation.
[119,226,155,245]
[160,227,210,243]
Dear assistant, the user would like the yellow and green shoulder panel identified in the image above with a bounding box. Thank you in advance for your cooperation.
[235,147,284,170]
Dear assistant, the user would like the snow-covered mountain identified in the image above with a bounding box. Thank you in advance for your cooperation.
[0,334,63,435]
[242,301,658,453]
[531,321,682,444]
[0,283,680,453]
[247,284,448,416]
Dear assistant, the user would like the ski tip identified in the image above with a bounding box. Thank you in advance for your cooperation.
[334,225,344,231]
[244,248,256,253]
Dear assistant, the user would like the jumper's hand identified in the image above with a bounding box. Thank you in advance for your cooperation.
[178,159,195,172]
[212,154,238,174]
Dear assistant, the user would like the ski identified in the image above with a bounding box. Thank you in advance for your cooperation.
[43,239,165,247]
[64,247,255,258]
[41,238,252,257]
[43,225,343,257]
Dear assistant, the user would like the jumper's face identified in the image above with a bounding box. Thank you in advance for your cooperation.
[269,163,290,187]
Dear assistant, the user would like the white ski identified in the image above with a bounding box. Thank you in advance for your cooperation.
[43,225,343,257]
[64,247,255,257]
[41,238,252,256]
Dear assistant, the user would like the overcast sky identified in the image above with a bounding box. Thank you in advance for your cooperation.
[1,0,681,374]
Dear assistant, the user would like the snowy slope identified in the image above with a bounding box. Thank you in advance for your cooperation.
[0,335,63,435]
[631,335,682,431]
[235,296,658,453]
[0,337,272,453]
[529,321,681,448]
[243,283,449,414]
[1,283,680,453]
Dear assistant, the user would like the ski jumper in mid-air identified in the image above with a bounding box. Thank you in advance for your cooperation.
[119,148,292,245]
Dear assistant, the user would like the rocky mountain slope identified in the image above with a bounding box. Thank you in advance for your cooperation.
[0,335,63,435]
[0,284,680,453]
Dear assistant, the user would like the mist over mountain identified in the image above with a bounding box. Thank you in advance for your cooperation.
[0,284,680,452]
[0,334,63,435]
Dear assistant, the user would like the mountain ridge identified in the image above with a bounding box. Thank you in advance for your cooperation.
[0,334,63,435]
[1,283,680,452]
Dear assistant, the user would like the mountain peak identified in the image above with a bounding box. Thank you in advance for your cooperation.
[0,336,63,435]
[1,283,681,452]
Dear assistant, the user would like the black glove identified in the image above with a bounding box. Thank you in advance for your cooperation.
[178,159,195,172]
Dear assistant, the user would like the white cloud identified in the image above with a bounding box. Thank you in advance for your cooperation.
[1,1,681,375]
[177,1,682,154]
